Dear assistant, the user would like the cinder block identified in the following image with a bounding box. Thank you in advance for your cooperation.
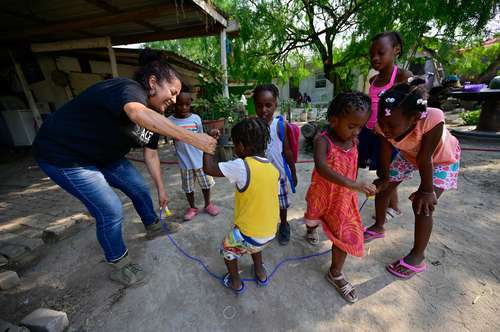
[0,255,7,267]
[0,319,30,331]
[42,219,76,244]
[0,244,27,260]
[20,308,69,332]
[0,270,20,290]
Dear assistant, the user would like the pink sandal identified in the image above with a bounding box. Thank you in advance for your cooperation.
[363,227,384,242]
[386,258,427,279]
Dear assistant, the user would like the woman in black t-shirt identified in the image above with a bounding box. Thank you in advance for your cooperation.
[33,49,216,286]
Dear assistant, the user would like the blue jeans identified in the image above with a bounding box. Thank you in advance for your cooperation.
[37,158,157,262]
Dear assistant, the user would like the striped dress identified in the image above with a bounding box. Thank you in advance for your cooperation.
[304,132,364,256]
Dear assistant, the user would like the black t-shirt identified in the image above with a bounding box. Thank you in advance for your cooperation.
[33,78,157,166]
[146,133,160,150]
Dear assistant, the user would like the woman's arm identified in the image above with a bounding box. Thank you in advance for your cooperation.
[124,102,216,154]
[314,135,376,195]
[143,147,168,208]
[412,123,443,215]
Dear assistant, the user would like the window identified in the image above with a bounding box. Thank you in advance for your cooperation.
[315,72,326,89]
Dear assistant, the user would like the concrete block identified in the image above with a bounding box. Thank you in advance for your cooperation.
[0,270,20,290]
[17,227,43,239]
[0,255,7,267]
[19,218,52,231]
[0,234,44,252]
[0,244,27,260]
[42,218,76,244]
[0,319,30,332]
[19,238,44,251]
[20,308,69,332]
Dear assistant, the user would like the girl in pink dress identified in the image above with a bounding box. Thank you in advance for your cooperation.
[360,32,412,234]
[304,92,376,303]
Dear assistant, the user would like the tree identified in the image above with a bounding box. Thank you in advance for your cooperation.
[250,0,498,93]
[147,1,498,94]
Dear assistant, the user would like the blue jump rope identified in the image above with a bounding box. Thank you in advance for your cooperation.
[159,197,370,283]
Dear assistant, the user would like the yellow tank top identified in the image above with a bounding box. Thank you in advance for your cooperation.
[234,157,280,238]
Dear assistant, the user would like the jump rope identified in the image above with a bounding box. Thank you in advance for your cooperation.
[147,145,498,282]
[158,197,370,283]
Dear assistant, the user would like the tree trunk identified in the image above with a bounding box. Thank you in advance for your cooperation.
[323,64,343,96]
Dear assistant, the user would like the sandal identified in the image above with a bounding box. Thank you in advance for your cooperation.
[363,227,384,243]
[221,273,246,294]
[252,264,269,287]
[305,227,320,245]
[386,258,427,280]
[372,207,403,222]
[325,271,358,303]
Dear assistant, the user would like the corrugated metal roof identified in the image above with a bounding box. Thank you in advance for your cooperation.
[0,0,226,46]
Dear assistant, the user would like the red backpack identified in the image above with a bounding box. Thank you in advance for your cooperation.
[287,122,300,163]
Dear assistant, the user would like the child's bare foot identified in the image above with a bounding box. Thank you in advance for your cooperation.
[325,270,358,303]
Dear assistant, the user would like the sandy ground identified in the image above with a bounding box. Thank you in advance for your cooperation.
[0,136,499,332]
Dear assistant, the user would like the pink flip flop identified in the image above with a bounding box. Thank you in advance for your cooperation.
[363,227,385,242]
[386,258,427,279]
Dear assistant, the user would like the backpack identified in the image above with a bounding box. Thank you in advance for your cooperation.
[277,116,299,193]
[287,122,300,163]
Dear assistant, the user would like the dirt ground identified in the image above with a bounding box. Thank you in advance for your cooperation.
[0,135,499,332]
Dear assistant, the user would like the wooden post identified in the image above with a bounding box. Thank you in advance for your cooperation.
[9,51,43,129]
[220,29,229,98]
[107,39,119,78]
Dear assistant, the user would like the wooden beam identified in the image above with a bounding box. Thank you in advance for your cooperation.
[3,3,184,41]
[84,0,164,33]
[112,24,222,45]
[0,8,97,38]
[220,29,229,97]
[191,0,227,27]
[107,39,119,78]
[9,51,43,129]
[31,37,111,53]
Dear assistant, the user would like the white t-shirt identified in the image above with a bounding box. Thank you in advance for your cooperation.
[218,156,269,190]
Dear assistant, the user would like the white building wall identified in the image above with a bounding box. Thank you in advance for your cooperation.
[297,71,333,105]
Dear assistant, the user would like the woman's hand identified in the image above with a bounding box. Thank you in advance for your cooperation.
[409,190,437,216]
[158,189,169,209]
[193,133,217,155]
[353,181,377,196]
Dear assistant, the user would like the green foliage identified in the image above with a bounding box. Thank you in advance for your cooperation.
[460,109,481,125]
[445,43,500,80]
[147,0,498,95]
[190,64,242,122]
